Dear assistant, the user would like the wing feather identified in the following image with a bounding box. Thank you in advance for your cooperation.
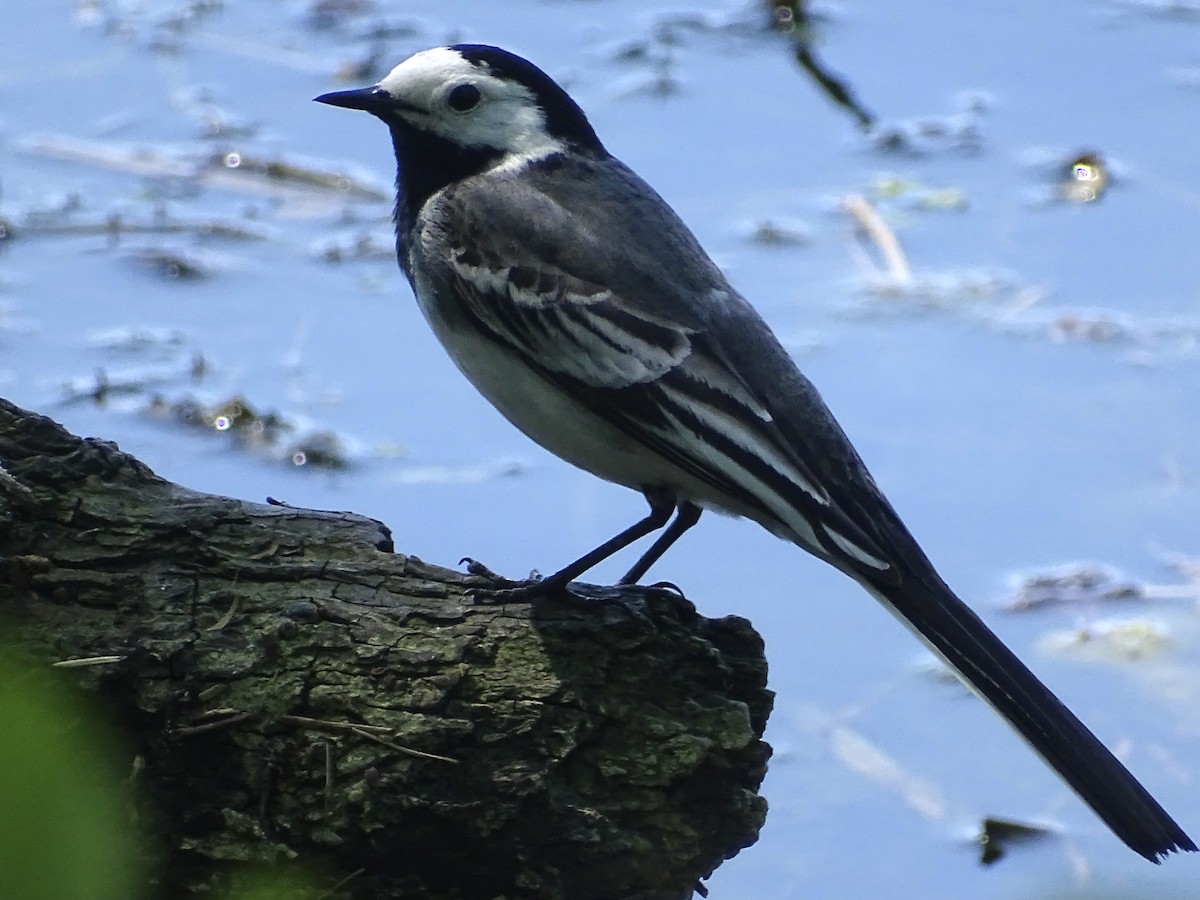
[418,157,894,574]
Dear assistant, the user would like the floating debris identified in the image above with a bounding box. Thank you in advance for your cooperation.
[871,177,969,212]
[869,108,985,156]
[1000,302,1200,359]
[849,266,1021,314]
[1042,618,1173,663]
[144,392,357,470]
[287,430,348,469]
[127,246,213,280]
[746,218,811,247]
[1020,147,1117,206]
[210,149,389,200]
[62,366,183,406]
[314,230,394,263]
[0,185,268,245]
[307,0,378,31]
[1006,563,1145,611]
[20,133,388,202]
[21,133,195,178]
[388,458,528,485]
[0,214,266,243]
[770,0,875,129]
[843,193,912,286]
[829,725,946,821]
[1058,151,1110,203]
[1007,563,1190,662]
[86,326,189,354]
[977,816,1054,866]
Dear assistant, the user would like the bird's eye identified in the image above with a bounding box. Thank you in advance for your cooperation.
[447,83,482,112]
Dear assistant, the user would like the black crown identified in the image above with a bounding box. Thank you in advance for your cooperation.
[452,44,607,155]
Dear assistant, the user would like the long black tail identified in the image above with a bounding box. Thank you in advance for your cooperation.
[868,570,1196,862]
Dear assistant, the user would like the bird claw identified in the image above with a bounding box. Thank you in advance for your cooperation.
[468,588,529,606]
[645,580,687,600]
[459,558,563,603]
[466,577,570,605]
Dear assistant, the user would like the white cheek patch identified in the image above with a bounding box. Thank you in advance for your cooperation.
[451,85,562,158]
[377,47,566,161]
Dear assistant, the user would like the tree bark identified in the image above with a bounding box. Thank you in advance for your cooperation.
[0,398,772,900]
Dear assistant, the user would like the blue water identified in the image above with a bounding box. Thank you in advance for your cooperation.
[2,1,1198,897]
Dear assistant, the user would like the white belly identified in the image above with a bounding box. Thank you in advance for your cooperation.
[410,274,709,497]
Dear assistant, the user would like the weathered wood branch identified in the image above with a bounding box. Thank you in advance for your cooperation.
[0,398,772,900]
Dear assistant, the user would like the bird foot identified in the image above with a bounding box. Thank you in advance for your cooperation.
[466,579,569,605]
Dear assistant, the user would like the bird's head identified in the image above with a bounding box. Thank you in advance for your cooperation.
[315,44,606,163]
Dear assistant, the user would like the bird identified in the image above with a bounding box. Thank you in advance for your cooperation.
[315,43,1195,862]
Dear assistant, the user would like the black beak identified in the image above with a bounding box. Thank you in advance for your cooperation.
[314,86,392,114]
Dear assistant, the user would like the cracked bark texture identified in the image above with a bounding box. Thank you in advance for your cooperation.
[0,398,773,900]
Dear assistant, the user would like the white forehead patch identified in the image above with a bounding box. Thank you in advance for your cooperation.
[376,47,564,161]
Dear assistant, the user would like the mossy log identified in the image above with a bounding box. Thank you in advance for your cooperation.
[0,398,773,900]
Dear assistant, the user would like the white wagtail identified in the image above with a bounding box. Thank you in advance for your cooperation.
[316,44,1195,861]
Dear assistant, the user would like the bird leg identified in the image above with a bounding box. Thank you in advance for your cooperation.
[470,488,677,601]
[530,486,677,592]
[618,501,702,585]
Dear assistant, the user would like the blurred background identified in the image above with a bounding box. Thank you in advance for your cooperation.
[2,1,1198,897]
